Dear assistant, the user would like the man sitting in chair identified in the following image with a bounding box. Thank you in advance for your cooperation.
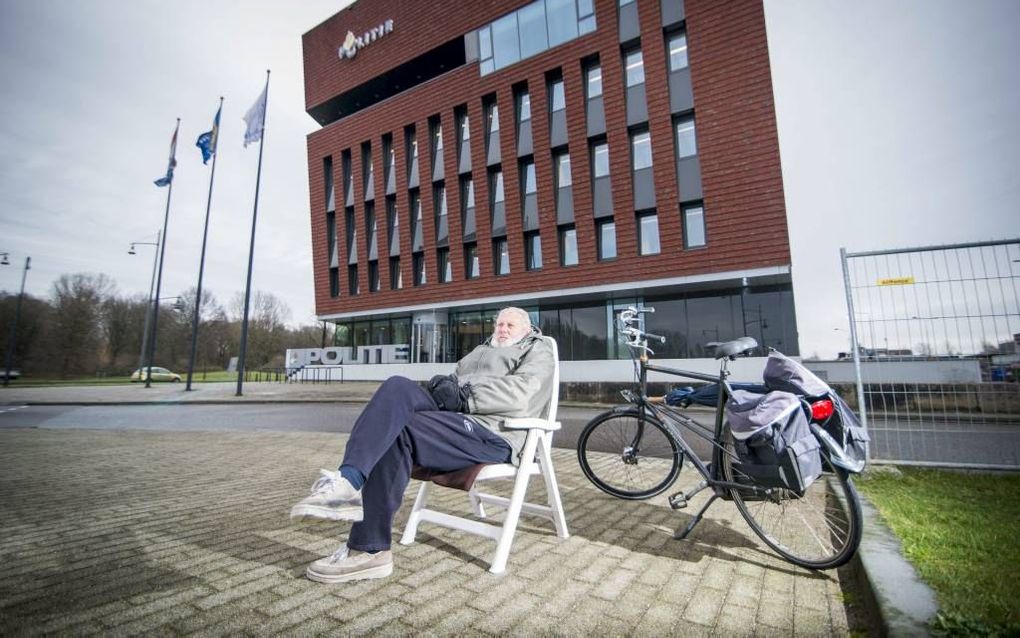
[290,307,555,584]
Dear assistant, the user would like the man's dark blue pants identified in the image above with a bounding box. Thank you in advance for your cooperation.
[341,376,512,552]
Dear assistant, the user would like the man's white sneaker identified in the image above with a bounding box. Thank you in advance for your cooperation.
[290,469,364,522]
[306,544,393,584]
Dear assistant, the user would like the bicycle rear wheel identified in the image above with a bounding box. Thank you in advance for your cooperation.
[577,408,682,500]
[721,428,863,570]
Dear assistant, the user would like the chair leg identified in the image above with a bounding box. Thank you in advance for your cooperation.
[537,434,570,539]
[488,436,539,574]
[400,481,431,546]
[468,486,486,518]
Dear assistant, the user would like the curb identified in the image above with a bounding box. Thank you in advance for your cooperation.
[853,490,938,636]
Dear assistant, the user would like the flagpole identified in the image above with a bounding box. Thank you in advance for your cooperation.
[237,71,270,397]
[146,118,180,389]
[187,97,224,391]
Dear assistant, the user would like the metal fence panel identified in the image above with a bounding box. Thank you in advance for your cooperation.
[841,239,1020,468]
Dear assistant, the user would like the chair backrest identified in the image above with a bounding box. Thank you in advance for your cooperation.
[542,336,560,423]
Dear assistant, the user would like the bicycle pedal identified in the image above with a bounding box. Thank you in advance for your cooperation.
[668,492,688,510]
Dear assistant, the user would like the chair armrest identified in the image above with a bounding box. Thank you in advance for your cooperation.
[503,418,561,431]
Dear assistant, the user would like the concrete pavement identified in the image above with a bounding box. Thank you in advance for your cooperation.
[0,382,875,635]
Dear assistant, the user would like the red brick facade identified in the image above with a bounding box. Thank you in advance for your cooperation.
[304,0,789,318]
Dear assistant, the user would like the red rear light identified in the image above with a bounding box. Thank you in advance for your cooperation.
[810,399,834,421]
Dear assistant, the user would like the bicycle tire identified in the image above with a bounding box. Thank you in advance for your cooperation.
[577,408,682,500]
[721,426,863,570]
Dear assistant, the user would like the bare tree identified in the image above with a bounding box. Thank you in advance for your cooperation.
[229,290,292,368]
[49,273,114,377]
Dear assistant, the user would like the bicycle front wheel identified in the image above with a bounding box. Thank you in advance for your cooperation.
[721,428,863,570]
[577,408,682,500]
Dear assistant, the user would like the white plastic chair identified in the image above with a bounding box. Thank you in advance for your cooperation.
[399,336,569,574]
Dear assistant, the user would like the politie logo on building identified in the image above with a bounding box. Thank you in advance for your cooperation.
[338,19,394,60]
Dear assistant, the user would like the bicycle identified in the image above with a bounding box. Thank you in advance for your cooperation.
[576,306,863,570]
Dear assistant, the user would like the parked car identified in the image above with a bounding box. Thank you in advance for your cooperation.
[130,367,182,382]
[0,369,21,381]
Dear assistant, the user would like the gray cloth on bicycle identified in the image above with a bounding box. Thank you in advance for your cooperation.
[763,350,831,397]
[727,390,803,441]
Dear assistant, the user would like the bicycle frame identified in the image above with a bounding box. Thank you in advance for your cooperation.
[626,350,778,539]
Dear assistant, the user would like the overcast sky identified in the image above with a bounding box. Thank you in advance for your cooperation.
[1,0,1017,358]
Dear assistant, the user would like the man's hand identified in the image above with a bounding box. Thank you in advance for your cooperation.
[428,374,470,412]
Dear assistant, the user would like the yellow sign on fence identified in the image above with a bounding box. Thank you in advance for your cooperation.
[878,277,916,286]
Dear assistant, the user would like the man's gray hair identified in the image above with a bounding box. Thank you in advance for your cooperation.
[497,307,531,326]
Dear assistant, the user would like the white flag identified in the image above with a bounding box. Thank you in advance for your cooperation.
[243,82,268,148]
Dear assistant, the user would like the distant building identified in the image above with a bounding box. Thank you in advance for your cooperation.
[302,0,798,363]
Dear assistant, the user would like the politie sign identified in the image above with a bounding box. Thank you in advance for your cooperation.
[338,19,394,60]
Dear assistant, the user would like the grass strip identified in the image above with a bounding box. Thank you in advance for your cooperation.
[858,467,1020,635]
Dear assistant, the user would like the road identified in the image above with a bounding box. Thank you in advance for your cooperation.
[1,403,1017,467]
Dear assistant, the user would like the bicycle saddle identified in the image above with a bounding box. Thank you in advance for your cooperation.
[705,336,758,359]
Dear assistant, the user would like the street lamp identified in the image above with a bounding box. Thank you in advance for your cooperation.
[128,231,161,374]
[2,253,31,387]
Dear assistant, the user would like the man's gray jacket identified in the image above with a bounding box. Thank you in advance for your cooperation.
[455,327,555,464]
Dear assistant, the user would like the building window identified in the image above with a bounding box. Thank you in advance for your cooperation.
[437,247,452,283]
[559,225,578,266]
[592,142,609,178]
[368,261,380,292]
[488,102,500,134]
[525,231,543,270]
[668,31,688,71]
[361,142,373,200]
[386,140,396,192]
[519,1,548,58]
[413,253,427,286]
[578,0,596,33]
[637,212,661,255]
[523,161,537,197]
[410,191,424,252]
[683,203,706,248]
[555,151,573,222]
[597,218,616,260]
[631,131,653,170]
[490,169,506,235]
[461,176,476,239]
[390,256,402,289]
[676,117,697,158]
[556,153,572,188]
[518,91,531,122]
[434,184,448,243]
[464,243,480,278]
[348,264,359,295]
[493,238,510,275]
[550,79,566,113]
[387,198,399,256]
[493,170,505,204]
[477,0,596,75]
[625,49,645,87]
[521,159,538,229]
[586,64,602,98]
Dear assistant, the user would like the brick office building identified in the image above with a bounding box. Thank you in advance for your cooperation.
[303,0,798,365]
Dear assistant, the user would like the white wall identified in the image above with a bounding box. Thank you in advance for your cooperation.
[290,358,771,383]
[805,359,982,384]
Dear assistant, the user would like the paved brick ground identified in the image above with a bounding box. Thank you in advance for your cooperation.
[0,428,865,635]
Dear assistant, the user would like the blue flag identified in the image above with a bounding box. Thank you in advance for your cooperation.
[154,122,179,187]
[196,103,221,165]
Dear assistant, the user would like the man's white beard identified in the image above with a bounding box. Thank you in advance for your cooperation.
[492,332,527,347]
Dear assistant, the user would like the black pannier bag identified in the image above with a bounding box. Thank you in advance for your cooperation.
[763,350,869,472]
[726,389,823,495]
